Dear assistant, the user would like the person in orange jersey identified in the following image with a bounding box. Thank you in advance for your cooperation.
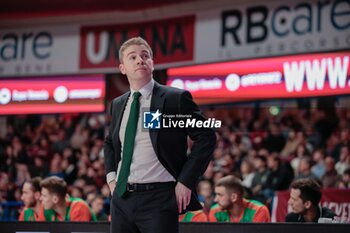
[19,177,54,221]
[209,175,270,222]
[179,209,208,222]
[39,176,96,221]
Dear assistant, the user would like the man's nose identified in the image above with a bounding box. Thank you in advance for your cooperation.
[136,56,144,64]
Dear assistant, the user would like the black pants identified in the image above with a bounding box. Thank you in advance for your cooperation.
[110,183,178,233]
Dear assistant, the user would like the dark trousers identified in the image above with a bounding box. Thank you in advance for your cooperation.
[110,183,178,233]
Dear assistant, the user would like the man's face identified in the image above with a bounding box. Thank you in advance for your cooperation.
[214,186,233,210]
[21,183,37,207]
[40,188,55,210]
[91,198,104,214]
[119,44,154,84]
[288,188,306,214]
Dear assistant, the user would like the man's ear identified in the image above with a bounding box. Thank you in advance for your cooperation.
[230,193,238,203]
[52,195,59,204]
[119,63,125,75]
[304,200,312,209]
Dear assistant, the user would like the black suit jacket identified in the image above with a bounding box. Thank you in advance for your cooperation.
[104,81,216,211]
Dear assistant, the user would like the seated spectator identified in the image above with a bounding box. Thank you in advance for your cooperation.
[285,178,337,222]
[89,194,108,221]
[39,176,96,221]
[265,153,294,191]
[290,144,309,176]
[335,145,350,175]
[322,156,340,188]
[197,180,215,217]
[251,155,270,203]
[337,168,350,189]
[240,158,255,189]
[209,175,270,222]
[19,177,54,221]
[311,149,326,179]
[296,157,318,180]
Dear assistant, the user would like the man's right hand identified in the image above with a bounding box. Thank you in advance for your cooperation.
[108,180,116,195]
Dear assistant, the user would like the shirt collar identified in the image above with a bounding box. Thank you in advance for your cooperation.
[130,79,154,99]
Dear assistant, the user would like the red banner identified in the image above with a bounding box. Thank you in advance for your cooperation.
[272,189,350,222]
[167,51,350,104]
[80,15,195,69]
[0,75,105,115]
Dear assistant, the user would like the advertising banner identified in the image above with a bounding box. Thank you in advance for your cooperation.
[167,51,350,104]
[0,25,79,77]
[0,75,105,115]
[195,0,350,63]
[80,15,195,70]
[1,0,349,77]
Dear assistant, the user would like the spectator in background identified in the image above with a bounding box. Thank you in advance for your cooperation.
[280,130,302,159]
[209,175,270,222]
[335,145,350,175]
[286,178,336,222]
[89,194,108,221]
[48,153,64,178]
[262,153,294,202]
[39,176,96,221]
[295,157,318,180]
[337,168,350,189]
[197,179,215,217]
[240,158,255,189]
[322,156,340,188]
[251,155,270,203]
[291,144,309,176]
[262,123,286,153]
[311,149,326,179]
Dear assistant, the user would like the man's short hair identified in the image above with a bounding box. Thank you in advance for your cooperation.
[26,177,42,192]
[118,37,153,63]
[291,178,322,206]
[215,175,244,196]
[40,176,67,199]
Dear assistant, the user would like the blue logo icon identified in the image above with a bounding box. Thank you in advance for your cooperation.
[143,109,162,129]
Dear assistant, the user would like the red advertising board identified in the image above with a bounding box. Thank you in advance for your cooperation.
[80,15,195,69]
[272,189,350,222]
[167,51,350,104]
[0,75,105,115]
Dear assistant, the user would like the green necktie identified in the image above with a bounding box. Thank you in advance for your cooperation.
[116,91,142,197]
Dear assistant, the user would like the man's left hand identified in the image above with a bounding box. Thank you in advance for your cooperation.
[175,182,191,213]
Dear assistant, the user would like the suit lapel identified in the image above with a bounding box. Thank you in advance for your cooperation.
[113,92,130,144]
[149,82,165,155]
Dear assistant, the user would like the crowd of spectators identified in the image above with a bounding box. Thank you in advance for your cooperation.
[0,101,349,221]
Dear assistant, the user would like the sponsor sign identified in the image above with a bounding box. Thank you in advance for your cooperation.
[167,51,350,104]
[0,26,79,77]
[0,75,105,115]
[195,0,350,63]
[1,0,348,76]
[80,15,195,69]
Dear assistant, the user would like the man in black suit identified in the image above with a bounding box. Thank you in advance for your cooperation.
[104,37,216,233]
